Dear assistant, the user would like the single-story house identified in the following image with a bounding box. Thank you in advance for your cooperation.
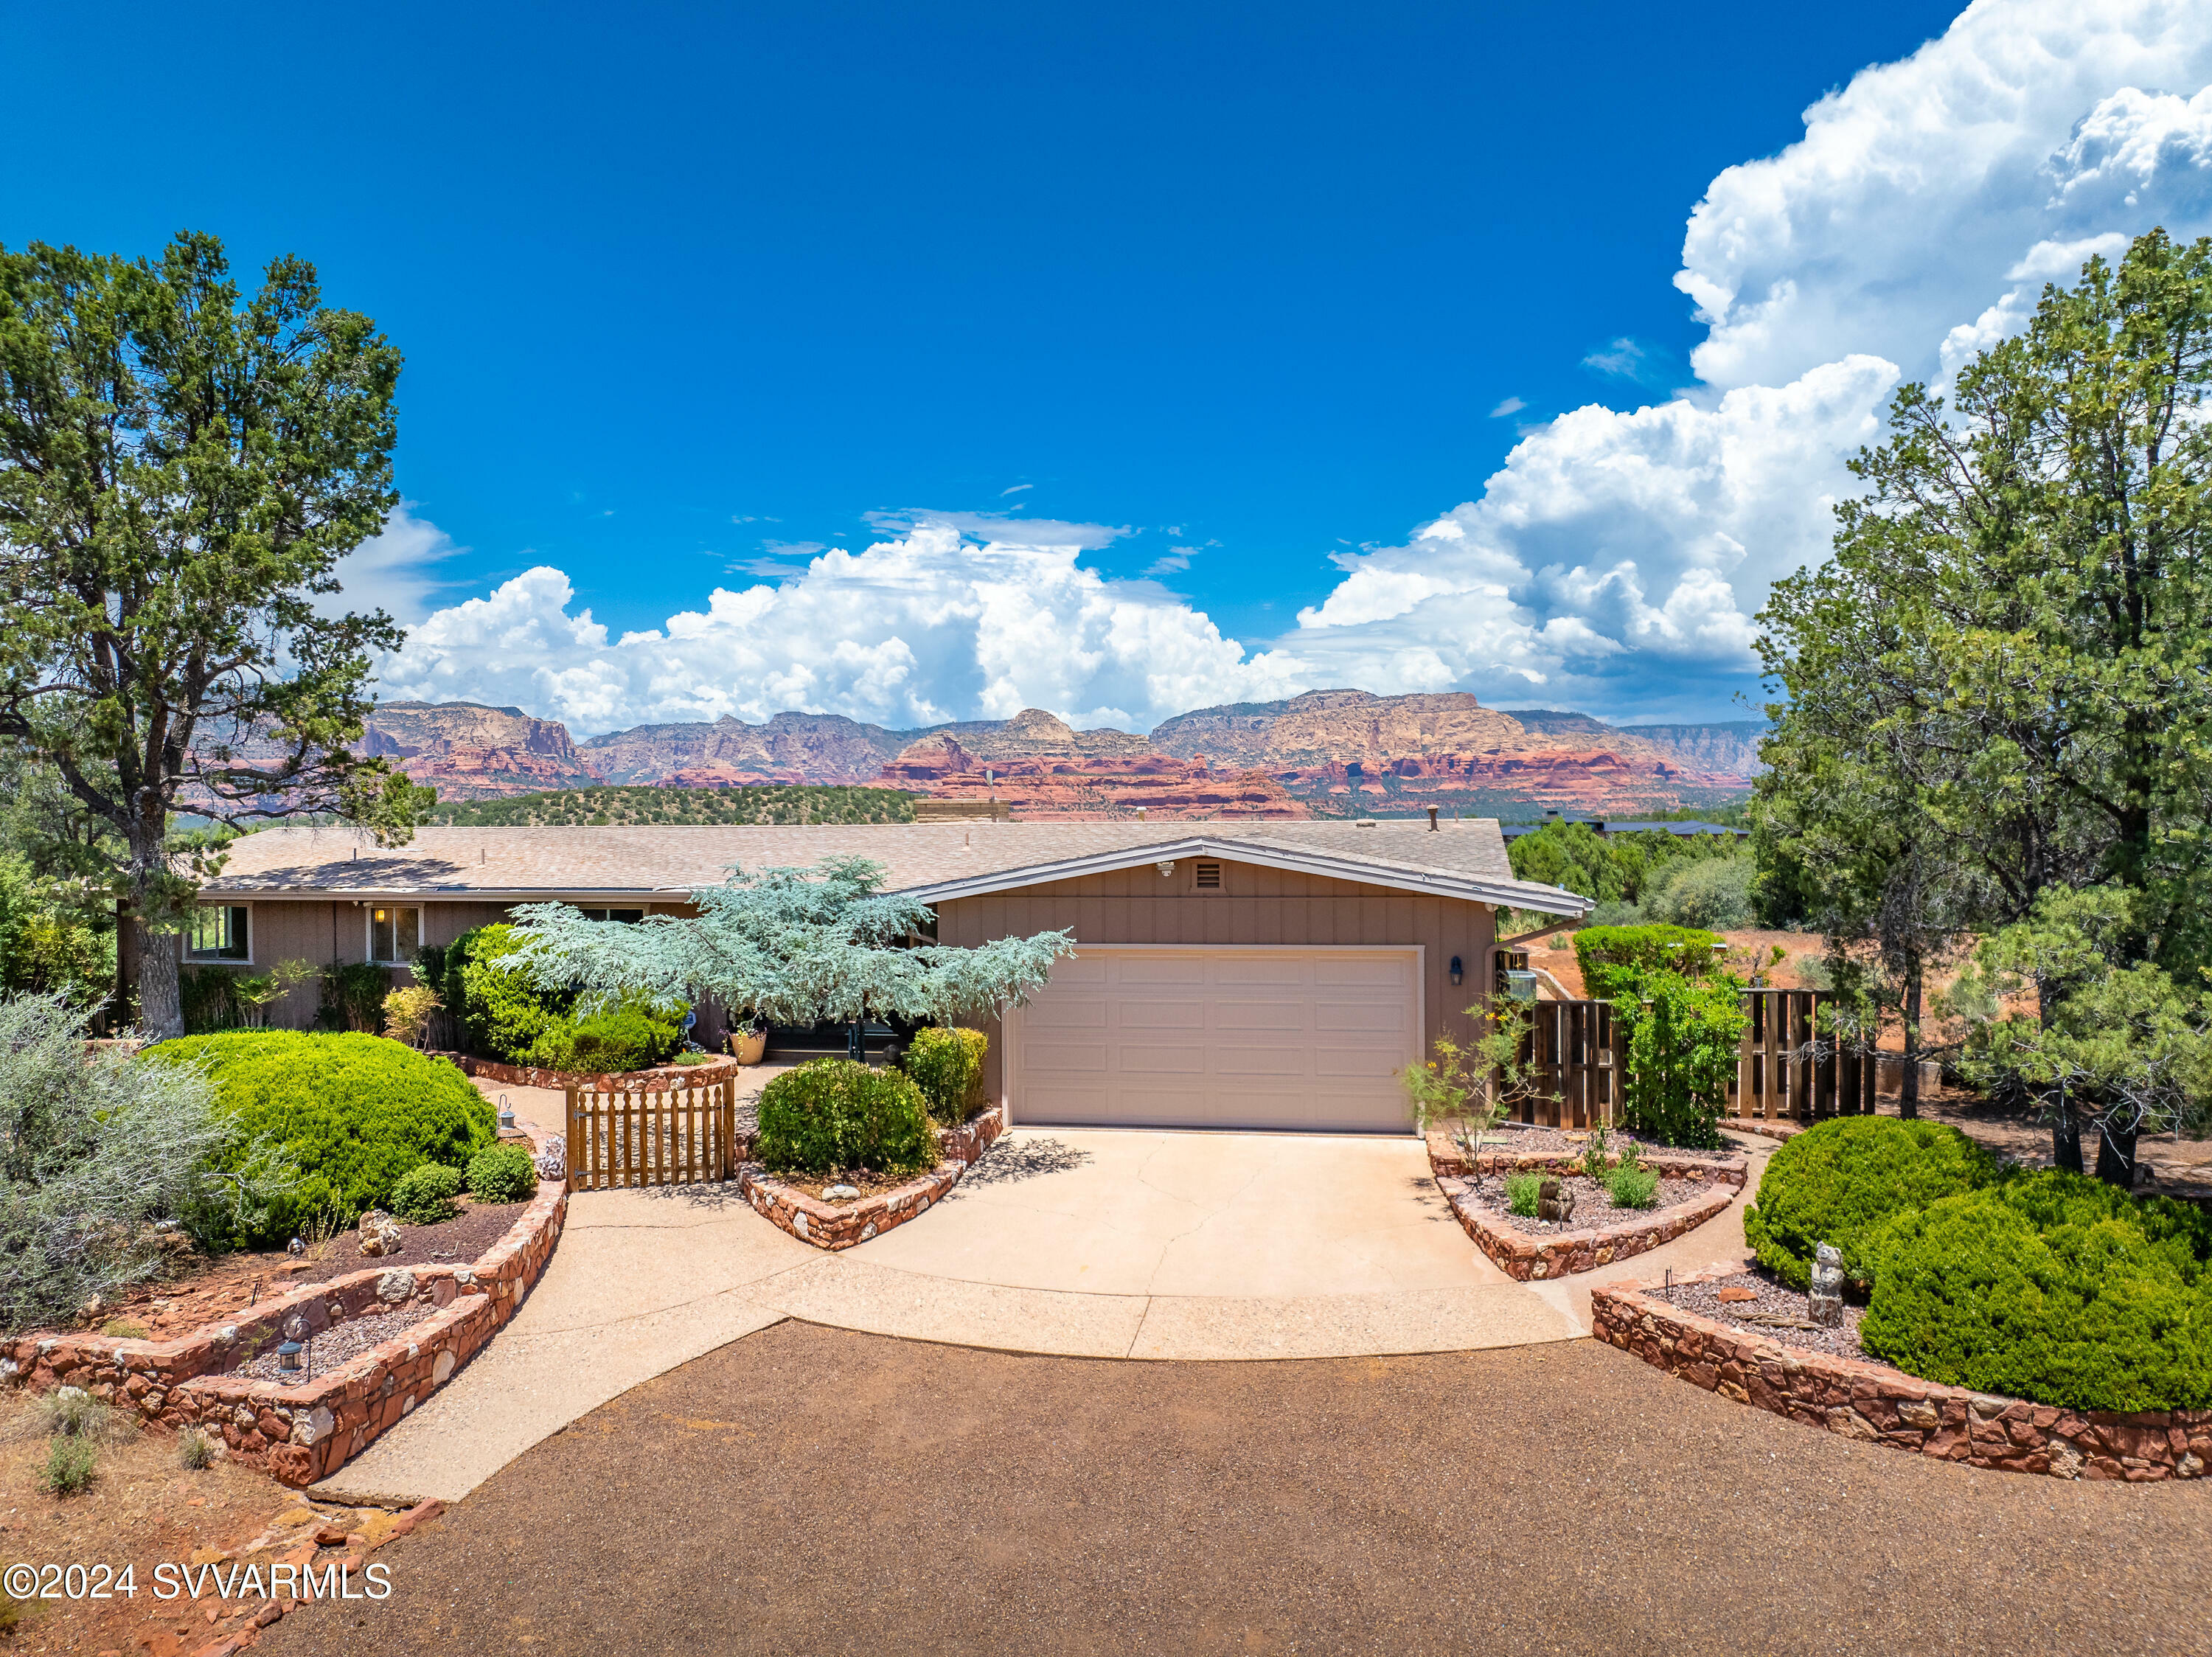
[151,818,1588,1134]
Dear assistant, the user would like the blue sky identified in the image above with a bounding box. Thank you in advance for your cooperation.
[7,1,2212,734]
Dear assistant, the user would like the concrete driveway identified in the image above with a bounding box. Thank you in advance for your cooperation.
[858,1126,1491,1296]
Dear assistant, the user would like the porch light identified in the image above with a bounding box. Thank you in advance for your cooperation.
[1449,955,1463,986]
[1155,861,1175,878]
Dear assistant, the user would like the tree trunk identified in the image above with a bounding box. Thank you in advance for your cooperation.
[134,912,183,1039]
[2051,1085,2084,1175]
[1899,960,1923,1121]
[2094,1116,2138,1189]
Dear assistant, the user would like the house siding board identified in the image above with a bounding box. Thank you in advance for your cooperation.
[938,861,1494,1114]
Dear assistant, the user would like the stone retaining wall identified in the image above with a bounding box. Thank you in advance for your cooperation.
[1425,1131,1745,1281]
[1593,1272,2212,1481]
[743,1107,1005,1251]
[434,1051,745,1092]
[3,1181,568,1487]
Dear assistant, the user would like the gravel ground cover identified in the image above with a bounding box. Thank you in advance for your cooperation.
[251,1321,2212,1657]
[1669,1268,1883,1365]
[1472,1124,1739,1164]
[232,1302,439,1380]
[1465,1173,1707,1234]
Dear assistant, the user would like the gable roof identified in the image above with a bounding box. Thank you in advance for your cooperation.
[204,819,1590,917]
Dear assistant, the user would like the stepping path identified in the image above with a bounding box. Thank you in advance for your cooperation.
[316,1112,1773,1505]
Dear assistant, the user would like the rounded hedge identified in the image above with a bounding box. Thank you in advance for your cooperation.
[465,1144,539,1203]
[389,1161,464,1226]
[1743,1116,1994,1291]
[1860,1181,2212,1412]
[902,1026,987,1126]
[757,1058,936,1176]
[528,1006,683,1074]
[147,1032,495,1248]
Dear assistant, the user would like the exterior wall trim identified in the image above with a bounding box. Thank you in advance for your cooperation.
[904,835,1585,915]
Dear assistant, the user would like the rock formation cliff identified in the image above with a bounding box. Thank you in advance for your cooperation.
[361,702,598,799]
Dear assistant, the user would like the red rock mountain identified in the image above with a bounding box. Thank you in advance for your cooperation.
[362,702,597,799]
[364,692,1756,814]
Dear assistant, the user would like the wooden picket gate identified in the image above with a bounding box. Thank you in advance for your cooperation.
[1727,987,1877,1126]
[564,1077,740,1190]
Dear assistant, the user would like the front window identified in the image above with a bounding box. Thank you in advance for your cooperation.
[187,905,250,961]
[575,908,646,923]
[368,904,421,964]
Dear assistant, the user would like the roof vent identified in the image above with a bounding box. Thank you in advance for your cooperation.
[1195,861,1222,889]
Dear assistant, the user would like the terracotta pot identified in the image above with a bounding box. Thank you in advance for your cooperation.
[730,1029,768,1066]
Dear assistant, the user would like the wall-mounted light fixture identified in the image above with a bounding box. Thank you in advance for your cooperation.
[1449,955,1463,986]
[1155,861,1176,878]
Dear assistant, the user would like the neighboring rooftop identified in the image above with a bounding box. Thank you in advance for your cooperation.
[1498,816,1747,842]
[206,819,1588,914]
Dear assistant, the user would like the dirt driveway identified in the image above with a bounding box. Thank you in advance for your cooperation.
[261,1321,2211,1657]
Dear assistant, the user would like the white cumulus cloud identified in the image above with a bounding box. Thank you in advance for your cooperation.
[375,516,1308,735]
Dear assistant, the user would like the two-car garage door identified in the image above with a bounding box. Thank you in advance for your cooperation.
[1008,946,1422,1133]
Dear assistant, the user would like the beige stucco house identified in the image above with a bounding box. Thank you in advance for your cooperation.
[156,818,1587,1134]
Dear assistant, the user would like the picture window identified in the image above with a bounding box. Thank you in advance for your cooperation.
[187,905,250,961]
[368,904,422,964]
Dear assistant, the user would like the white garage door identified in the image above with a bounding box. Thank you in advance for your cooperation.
[1009,946,1422,1133]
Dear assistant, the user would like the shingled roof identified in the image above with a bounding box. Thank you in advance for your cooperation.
[204,819,1589,915]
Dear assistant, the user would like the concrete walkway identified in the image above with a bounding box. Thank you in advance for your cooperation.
[315,1122,1772,1505]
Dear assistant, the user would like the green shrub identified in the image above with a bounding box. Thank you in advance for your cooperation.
[526,1006,683,1074]
[178,1426,215,1470]
[1621,971,1745,1150]
[1506,1172,1544,1217]
[1860,1183,2212,1411]
[465,1144,539,1203]
[42,1435,97,1496]
[318,961,391,1033]
[143,1032,495,1248]
[450,924,571,1062]
[389,1161,465,1225]
[756,1059,937,1176]
[903,1027,988,1125]
[31,1388,127,1441]
[1644,856,1755,931]
[1744,1116,1994,1291]
[1607,1164,1660,1209]
[1573,924,1725,1002]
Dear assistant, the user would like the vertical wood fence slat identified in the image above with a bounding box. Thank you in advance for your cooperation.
[559,1080,740,1192]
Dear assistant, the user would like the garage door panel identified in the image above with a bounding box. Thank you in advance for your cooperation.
[1115,958,1208,986]
[1213,1001,1310,1032]
[1117,1000,1206,1030]
[1122,1044,1208,1074]
[1015,947,1419,1133]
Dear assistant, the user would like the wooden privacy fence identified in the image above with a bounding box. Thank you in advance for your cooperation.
[1499,986,1879,1131]
[1728,987,1877,1126]
[565,1077,740,1190]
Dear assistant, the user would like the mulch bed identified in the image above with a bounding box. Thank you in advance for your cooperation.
[1666,1268,1890,1367]
[232,1302,440,1381]
[784,1169,923,1203]
[1464,1173,1707,1235]
[78,1200,532,1341]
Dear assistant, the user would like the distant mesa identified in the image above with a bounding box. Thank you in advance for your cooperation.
[361,689,1761,814]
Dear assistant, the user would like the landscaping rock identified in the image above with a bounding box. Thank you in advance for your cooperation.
[376,1269,417,1305]
[823,1184,860,1201]
[358,1211,403,1257]
[1809,1243,1845,1327]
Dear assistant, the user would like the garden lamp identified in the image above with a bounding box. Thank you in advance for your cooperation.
[276,1339,304,1376]
[498,1094,515,1130]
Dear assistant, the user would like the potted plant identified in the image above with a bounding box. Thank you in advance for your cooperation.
[728,1015,768,1066]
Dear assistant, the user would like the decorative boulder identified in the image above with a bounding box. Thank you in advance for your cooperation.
[358,1210,403,1257]
[1537,1178,1576,1226]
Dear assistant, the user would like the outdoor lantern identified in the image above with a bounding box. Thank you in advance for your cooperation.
[276,1339,303,1375]
[1449,955,1463,986]
[498,1094,515,1130]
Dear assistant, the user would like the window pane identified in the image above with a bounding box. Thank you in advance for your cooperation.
[371,907,393,962]
[188,906,247,959]
[396,906,420,956]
